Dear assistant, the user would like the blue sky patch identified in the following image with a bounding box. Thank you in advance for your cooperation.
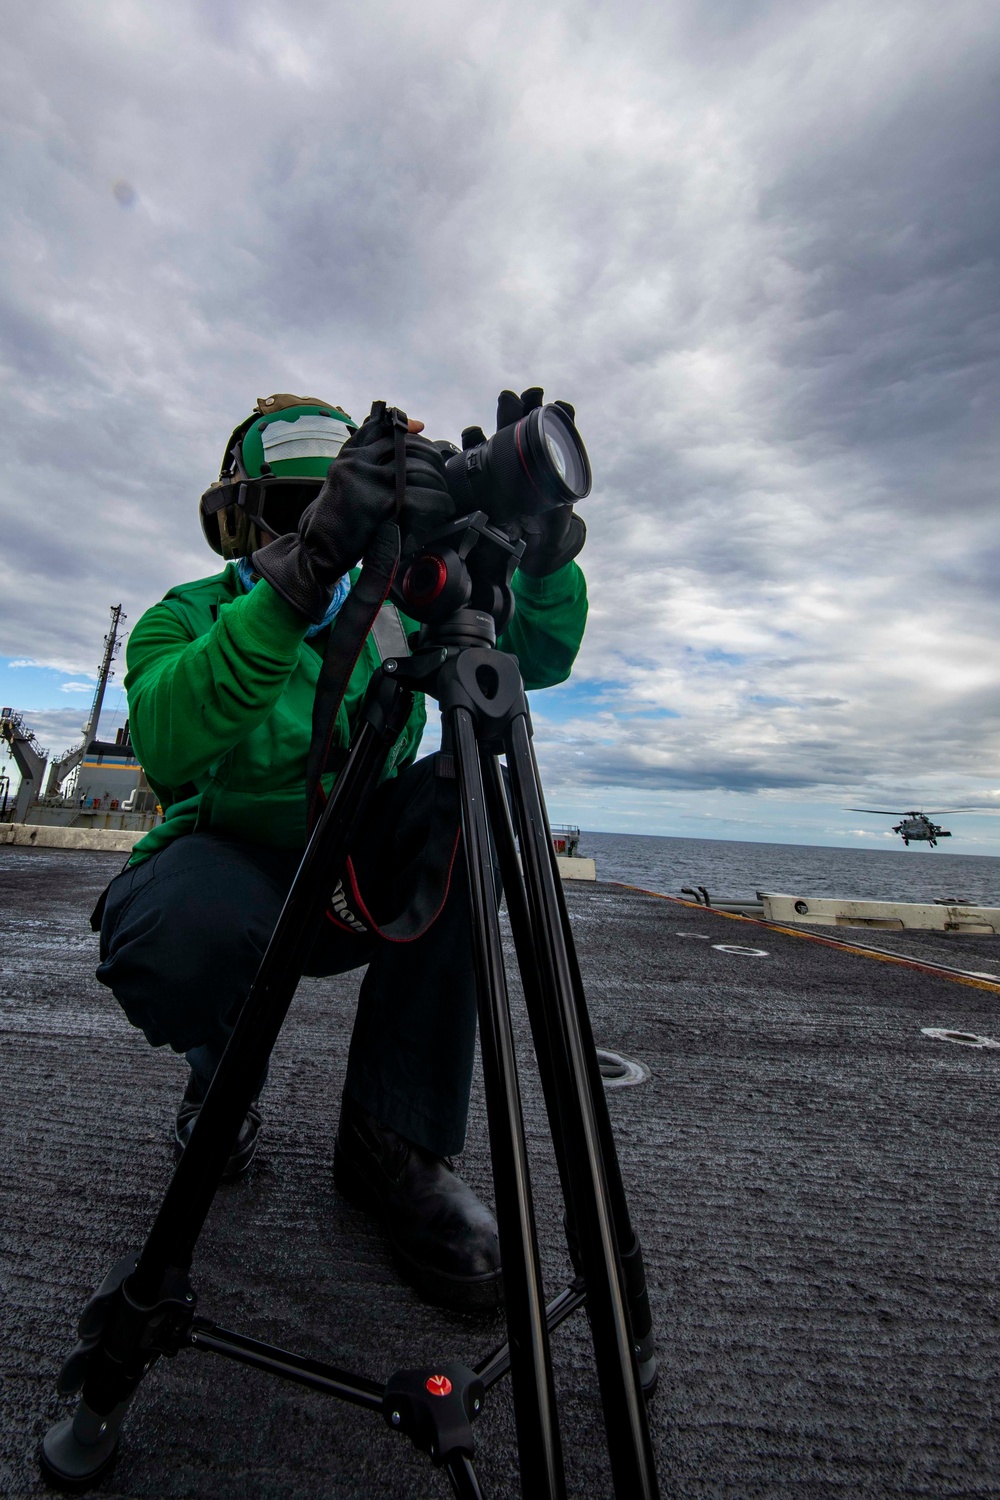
[528,677,679,724]
[0,658,101,712]
[696,648,746,666]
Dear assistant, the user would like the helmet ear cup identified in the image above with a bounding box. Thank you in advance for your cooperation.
[199,479,249,558]
[199,487,223,555]
[200,479,234,556]
[218,503,253,560]
[199,479,275,560]
[199,412,260,556]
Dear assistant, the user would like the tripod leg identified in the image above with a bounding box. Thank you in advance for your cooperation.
[481,755,657,1395]
[449,705,566,1500]
[502,714,660,1500]
[135,704,408,1292]
[446,1451,486,1499]
[42,680,412,1487]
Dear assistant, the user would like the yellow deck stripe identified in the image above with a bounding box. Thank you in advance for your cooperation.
[613,883,1000,998]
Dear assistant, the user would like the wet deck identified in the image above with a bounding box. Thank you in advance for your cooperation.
[2,847,999,1498]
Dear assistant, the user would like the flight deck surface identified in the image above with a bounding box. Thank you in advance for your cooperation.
[2,847,998,1498]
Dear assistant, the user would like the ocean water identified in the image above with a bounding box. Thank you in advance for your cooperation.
[579,832,1000,906]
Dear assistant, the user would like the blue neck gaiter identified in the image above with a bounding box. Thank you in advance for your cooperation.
[236,556,351,636]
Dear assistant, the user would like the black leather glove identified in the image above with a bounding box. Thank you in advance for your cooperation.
[464,387,587,578]
[516,504,587,578]
[253,413,451,623]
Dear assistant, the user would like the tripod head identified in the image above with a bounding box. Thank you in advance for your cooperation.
[391,511,525,651]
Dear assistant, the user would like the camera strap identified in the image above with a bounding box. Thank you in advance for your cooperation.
[305,518,400,832]
[325,753,461,943]
[306,405,462,943]
[306,405,411,831]
[307,544,462,943]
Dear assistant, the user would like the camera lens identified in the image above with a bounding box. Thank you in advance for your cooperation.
[544,425,569,481]
[443,403,591,525]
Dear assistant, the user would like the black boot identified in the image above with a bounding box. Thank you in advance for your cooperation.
[173,1071,262,1182]
[334,1095,502,1313]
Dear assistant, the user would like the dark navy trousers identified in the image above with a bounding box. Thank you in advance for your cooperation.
[96,756,479,1156]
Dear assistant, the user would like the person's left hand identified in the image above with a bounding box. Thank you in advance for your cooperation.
[466,387,586,577]
[516,503,587,578]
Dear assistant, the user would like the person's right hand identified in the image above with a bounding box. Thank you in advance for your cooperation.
[253,410,451,623]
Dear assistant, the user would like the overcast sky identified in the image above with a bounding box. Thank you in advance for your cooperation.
[2,0,999,854]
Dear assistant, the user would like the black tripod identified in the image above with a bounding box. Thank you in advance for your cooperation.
[41,511,660,1499]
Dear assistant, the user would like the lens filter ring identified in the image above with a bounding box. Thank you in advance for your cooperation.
[515,406,592,505]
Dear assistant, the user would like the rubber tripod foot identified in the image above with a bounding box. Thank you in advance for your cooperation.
[39,1399,128,1492]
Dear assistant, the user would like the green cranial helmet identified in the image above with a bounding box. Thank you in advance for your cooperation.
[200,393,357,558]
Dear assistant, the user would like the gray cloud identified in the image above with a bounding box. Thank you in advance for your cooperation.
[1,0,999,832]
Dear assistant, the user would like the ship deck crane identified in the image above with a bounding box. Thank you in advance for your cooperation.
[0,709,48,822]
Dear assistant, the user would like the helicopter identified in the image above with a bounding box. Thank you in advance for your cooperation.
[848,807,997,847]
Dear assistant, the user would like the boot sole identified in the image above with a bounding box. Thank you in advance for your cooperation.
[334,1141,504,1314]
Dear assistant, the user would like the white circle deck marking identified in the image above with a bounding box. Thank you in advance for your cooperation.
[712,944,769,958]
[595,1049,651,1088]
[921,1027,1000,1050]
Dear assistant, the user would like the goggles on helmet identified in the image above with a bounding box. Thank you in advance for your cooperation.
[200,473,325,542]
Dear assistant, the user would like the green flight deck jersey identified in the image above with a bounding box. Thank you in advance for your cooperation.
[124,561,588,863]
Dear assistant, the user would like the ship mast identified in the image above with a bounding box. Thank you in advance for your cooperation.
[84,604,125,747]
[43,605,126,797]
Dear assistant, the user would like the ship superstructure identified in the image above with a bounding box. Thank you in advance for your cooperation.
[1,606,161,833]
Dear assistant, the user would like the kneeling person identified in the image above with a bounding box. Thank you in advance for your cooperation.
[95,390,588,1312]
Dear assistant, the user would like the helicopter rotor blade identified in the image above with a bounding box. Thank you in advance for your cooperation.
[848,808,901,815]
[923,807,1000,815]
